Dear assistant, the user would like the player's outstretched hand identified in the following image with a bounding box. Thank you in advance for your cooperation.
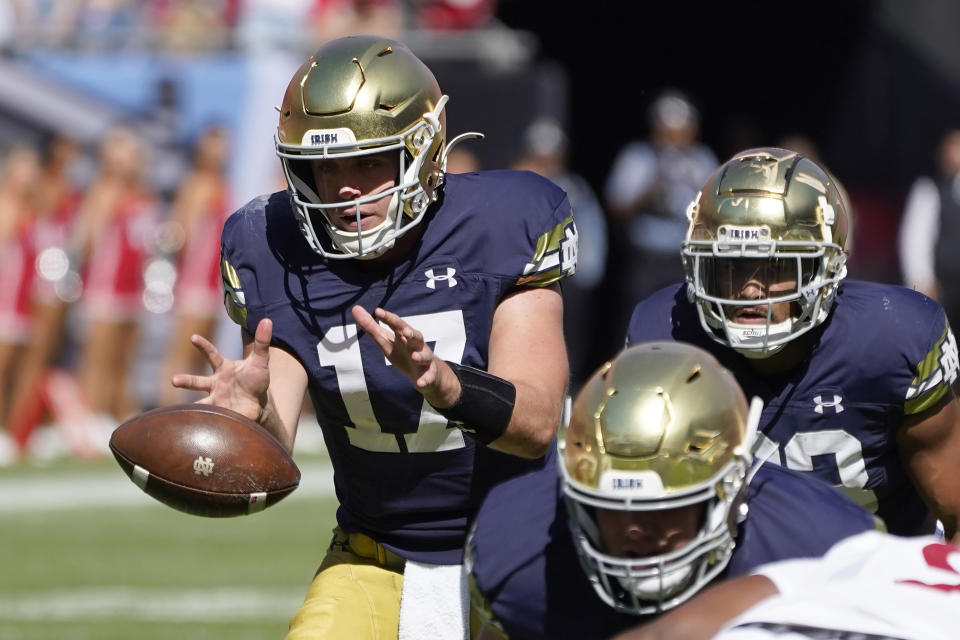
[352,305,459,406]
[170,318,273,422]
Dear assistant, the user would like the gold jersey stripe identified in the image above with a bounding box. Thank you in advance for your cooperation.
[220,257,247,327]
[466,573,509,640]
[516,213,576,288]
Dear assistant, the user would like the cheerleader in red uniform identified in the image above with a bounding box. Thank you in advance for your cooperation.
[157,125,232,406]
[0,144,41,436]
[73,126,160,422]
[7,135,97,457]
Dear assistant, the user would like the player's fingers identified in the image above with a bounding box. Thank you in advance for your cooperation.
[251,318,272,362]
[411,348,433,364]
[352,305,380,335]
[191,334,224,370]
[354,305,395,352]
[402,325,425,350]
[374,309,425,351]
[374,308,410,334]
[415,367,437,389]
[171,373,213,392]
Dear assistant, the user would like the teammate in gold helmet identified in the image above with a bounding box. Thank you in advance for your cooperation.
[466,342,876,639]
[626,147,960,545]
[172,35,577,639]
[682,147,849,357]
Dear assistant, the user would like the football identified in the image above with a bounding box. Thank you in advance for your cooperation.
[109,403,300,517]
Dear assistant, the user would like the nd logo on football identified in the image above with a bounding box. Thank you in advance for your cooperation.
[193,456,215,476]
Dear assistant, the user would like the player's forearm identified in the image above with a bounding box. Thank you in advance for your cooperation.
[428,361,562,459]
[487,381,562,459]
[257,391,298,454]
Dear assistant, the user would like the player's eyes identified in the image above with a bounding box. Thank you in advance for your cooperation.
[361,157,387,169]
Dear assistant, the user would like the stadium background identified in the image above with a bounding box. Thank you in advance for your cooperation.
[3,0,960,637]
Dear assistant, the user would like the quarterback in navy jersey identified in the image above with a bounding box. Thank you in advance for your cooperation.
[626,147,960,542]
[467,343,877,640]
[172,36,575,639]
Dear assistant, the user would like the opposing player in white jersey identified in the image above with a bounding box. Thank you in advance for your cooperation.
[615,530,960,640]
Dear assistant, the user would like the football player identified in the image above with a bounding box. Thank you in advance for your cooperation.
[171,35,574,638]
[467,342,878,639]
[616,529,960,640]
[625,147,960,542]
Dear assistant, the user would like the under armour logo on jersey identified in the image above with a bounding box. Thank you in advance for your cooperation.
[425,267,458,289]
[813,394,844,414]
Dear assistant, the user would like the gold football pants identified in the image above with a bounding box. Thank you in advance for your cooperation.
[285,528,405,640]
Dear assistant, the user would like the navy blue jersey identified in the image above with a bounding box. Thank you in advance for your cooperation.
[625,280,959,535]
[219,170,577,563]
[466,456,876,640]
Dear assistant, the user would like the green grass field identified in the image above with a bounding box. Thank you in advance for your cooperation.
[0,454,338,639]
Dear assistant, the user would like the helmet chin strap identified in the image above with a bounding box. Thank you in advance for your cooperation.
[726,319,792,359]
[624,564,695,602]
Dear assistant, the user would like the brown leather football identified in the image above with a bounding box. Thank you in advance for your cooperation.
[109,403,300,517]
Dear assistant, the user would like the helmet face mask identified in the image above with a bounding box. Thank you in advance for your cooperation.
[682,148,849,357]
[562,458,746,614]
[562,342,757,615]
[275,36,448,260]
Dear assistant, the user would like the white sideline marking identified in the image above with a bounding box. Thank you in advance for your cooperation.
[0,462,335,512]
[0,587,304,621]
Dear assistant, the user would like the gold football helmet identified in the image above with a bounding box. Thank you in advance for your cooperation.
[276,35,448,259]
[561,342,759,615]
[682,147,849,357]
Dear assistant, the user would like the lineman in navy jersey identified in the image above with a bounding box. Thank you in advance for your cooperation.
[171,36,574,639]
[467,343,877,640]
[625,147,960,542]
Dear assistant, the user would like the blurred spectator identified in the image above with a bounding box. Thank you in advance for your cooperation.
[0,0,17,52]
[157,124,232,406]
[72,0,147,49]
[604,89,717,332]
[0,144,41,436]
[415,0,497,30]
[512,116,607,390]
[778,132,822,162]
[899,129,960,328]
[148,0,236,51]
[444,144,481,174]
[72,125,160,423]
[235,0,317,50]
[3,0,82,48]
[310,0,404,43]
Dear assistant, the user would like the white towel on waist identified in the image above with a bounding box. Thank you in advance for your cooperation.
[398,560,467,640]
